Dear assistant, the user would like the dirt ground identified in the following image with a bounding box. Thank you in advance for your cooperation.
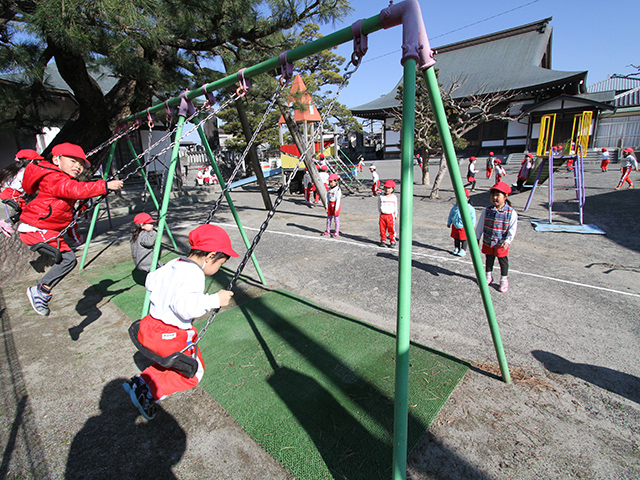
[1,158,639,479]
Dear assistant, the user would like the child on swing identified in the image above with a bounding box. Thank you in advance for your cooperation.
[123,224,238,420]
[0,149,44,236]
[19,143,123,316]
[130,212,164,273]
[475,181,517,293]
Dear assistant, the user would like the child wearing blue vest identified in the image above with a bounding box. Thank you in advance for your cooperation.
[447,188,476,257]
[475,181,517,293]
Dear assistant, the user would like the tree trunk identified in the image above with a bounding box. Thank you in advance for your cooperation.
[429,156,448,199]
[278,103,327,207]
[421,160,430,185]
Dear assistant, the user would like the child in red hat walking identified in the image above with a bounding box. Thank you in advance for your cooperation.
[19,143,123,316]
[130,212,164,273]
[600,148,610,172]
[378,179,398,247]
[0,149,44,236]
[615,148,638,190]
[124,224,238,420]
[475,181,517,293]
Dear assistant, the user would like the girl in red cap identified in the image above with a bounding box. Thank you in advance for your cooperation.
[493,158,506,183]
[322,173,342,237]
[600,148,610,172]
[369,165,380,196]
[475,181,517,293]
[19,143,123,316]
[447,188,476,257]
[0,149,44,236]
[130,212,164,273]
[615,148,638,190]
[378,179,398,247]
[124,224,238,420]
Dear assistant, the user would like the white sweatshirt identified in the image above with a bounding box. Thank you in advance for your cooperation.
[145,257,221,329]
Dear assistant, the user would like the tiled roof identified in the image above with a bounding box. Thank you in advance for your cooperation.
[587,76,640,94]
[615,87,640,107]
[352,18,587,117]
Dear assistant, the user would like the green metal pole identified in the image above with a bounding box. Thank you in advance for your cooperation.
[79,142,117,270]
[422,66,511,383]
[125,139,178,249]
[142,116,186,317]
[392,58,417,480]
[195,121,266,285]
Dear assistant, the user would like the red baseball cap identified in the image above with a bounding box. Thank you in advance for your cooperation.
[624,147,634,153]
[15,149,44,161]
[52,143,90,166]
[328,173,339,181]
[469,156,476,161]
[490,181,511,196]
[601,148,607,152]
[320,165,328,171]
[319,153,325,158]
[525,153,533,158]
[134,212,156,224]
[188,224,239,257]
[494,159,502,164]
[489,152,494,156]
[383,179,396,188]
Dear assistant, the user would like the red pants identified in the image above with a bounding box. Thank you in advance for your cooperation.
[20,229,71,252]
[486,167,493,178]
[372,180,380,196]
[600,159,609,171]
[379,213,396,242]
[305,187,312,203]
[138,315,204,401]
[616,167,634,188]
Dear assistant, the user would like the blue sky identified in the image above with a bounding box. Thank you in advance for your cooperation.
[320,0,638,109]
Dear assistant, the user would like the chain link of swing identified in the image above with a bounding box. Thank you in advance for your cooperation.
[54,91,241,241]
[204,77,291,224]
[193,57,362,347]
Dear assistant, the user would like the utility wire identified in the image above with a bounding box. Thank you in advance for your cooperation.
[362,0,541,65]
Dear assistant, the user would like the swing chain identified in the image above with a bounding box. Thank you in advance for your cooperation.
[194,62,357,345]
[204,76,291,224]
[84,121,141,160]
[53,92,239,242]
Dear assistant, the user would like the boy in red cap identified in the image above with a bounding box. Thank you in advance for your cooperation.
[465,156,477,192]
[475,181,517,293]
[19,143,123,316]
[322,173,342,237]
[615,148,638,190]
[378,179,398,247]
[130,212,163,273]
[124,224,238,419]
[485,152,495,179]
[369,165,380,196]
[0,149,44,236]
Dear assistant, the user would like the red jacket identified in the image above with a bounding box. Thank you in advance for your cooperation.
[19,160,108,231]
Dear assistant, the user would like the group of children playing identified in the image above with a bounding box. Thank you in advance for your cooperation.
[4,142,634,420]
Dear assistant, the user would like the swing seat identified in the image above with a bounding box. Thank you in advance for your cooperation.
[29,243,63,264]
[128,320,199,378]
[1,198,22,223]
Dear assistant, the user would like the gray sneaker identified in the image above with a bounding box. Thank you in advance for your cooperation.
[123,376,157,420]
[27,285,52,316]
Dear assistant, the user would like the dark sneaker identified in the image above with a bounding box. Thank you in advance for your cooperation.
[27,285,52,316]
[123,376,157,420]
[389,242,397,248]
[378,242,386,247]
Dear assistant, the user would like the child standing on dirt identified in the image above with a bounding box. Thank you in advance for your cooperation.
[0,149,44,236]
[465,156,477,192]
[322,173,342,237]
[130,212,164,273]
[485,152,495,178]
[370,165,380,196]
[18,143,123,316]
[378,180,398,247]
[123,224,238,420]
[615,148,638,190]
[475,181,517,293]
[447,188,476,257]
[493,159,506,183]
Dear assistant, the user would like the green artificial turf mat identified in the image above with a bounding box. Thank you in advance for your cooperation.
[196,289,469,480]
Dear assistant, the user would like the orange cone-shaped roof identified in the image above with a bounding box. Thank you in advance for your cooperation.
[278,74,322,124]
